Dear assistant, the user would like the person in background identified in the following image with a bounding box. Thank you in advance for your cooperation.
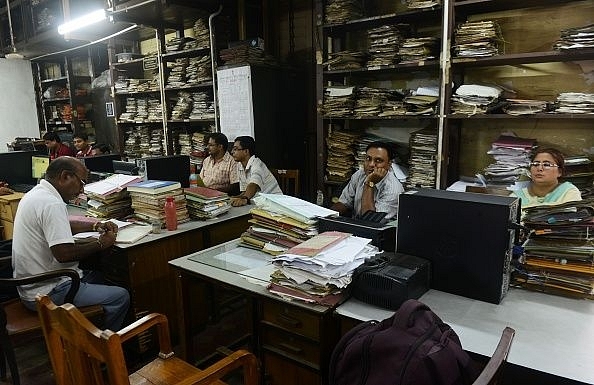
[91,143,111,156]
[43,132,73,160]
[0,182,13,195]
[12,156,129,331]
[73,132,93,158]
[331,141,404,220]
[512,147,582,209]
[200,132,238,193]
[230,136,282,207]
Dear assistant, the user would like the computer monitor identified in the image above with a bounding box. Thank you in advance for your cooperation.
[112,160,139,175]
[80,154,121,173]
[31,155,50,179]
[139,155,191,187]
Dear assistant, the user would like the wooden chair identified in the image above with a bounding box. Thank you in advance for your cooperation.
[271,169,300,197]
[472,327,515,385]
[0,257,103,385]
[36,295,260,385]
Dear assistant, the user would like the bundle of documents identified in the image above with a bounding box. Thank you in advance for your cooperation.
[354,87,388,117]
[322,86,356,117]
[553,93,594,114]
[324,0,364,24]
[192,17,211,48]
[184,186,230,219]
[553,23,594,51]
[86,190,133,219]
[269,232,379,306]
[403,86,439,115]
[367,24,410,68]
[398,37,439,63]
[128,180,190,226]
[513,199,594,299]
[325,129,361,183]
[406,129,437,188]
[450,84,503,115]
[564,156,594,195]
[240,194,338,255]
[483,135,535,185]
[323,50,367,71]
[453,20,503,58]
[405,0,440,8]
[502,99,548,116]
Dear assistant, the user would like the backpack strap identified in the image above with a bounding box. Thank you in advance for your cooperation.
[394,299,431,328]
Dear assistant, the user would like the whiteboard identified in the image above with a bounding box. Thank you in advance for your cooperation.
[217,65,254,140]
[0,59,40,149]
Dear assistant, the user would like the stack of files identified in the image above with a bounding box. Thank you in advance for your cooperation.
[186,55,212,85]
[353,87,388,117]
[322,86,356,117]
[564,156,594,196]
[240,194,339,255]
[554,93,594,114]
[502,99,548,116]
[127,180,190,226]
[483,135,535,185]
[398,37,439,63]
[378,89,408,116]
[450,84,503,115]
[405,0,440,8]
[553,24,594,51]
[269,232,380,306]
[192,17,211,48]
[324,0,363,24]
[85,190,133,220]
[323,50,367,71]
[84,174,143,199]
[406,129,437,188]
[170,91,193,120]
[219,45,277,66]
[403,86,439,115]
[184,186,231,219]
[512,199,594,299]
[453,20,503,58]
[367,24,410,68]
[326,129,361,183]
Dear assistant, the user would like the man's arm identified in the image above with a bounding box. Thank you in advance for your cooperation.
[330,201,352,217]
[51,229,116,263]
[231,182,260,207]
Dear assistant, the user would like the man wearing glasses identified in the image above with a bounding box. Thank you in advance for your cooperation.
[512,147,581,209]
[199,132,239,193]
[230,136,282,207]
[12,156,130,331]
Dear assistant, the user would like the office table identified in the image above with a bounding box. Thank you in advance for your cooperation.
[336,289,594,384]
[169,239,341,385]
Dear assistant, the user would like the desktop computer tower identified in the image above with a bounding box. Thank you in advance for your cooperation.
[137,155,190,187]
[396,189,520,304]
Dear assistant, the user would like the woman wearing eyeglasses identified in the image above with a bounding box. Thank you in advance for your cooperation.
[512,147,581,209]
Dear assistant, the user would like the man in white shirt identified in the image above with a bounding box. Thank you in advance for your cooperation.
[230,136,282,207]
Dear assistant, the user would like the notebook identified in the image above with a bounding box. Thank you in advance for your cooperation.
[115,225,153,244]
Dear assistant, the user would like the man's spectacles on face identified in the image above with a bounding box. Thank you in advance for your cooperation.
[530,161,558,170]
[232,146,246,152]
[70,172,86,188]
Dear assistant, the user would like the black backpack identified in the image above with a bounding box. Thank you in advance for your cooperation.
[329,299,480,385]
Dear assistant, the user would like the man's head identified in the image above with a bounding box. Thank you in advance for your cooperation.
[43,132,61,150]
[364,141,394,174]
[45,156,88,202]
[206,132,229,158]
[73,132,90,152]
[232,136,256,162]
[91,143,111,156]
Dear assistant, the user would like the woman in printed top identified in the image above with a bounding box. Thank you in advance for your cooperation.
[43,132,74,160]
[73,132,93,158]
[512,147,581,210]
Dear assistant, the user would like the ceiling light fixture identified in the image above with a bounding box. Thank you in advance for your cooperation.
[57,9,107,35]
[5,0,24,59]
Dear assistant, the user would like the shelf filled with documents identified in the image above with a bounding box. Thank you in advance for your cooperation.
[442,0,594,187]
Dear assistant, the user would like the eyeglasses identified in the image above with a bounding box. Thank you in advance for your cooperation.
[231,147,246,152]
[530,161,559,169]
[70,172,86,188]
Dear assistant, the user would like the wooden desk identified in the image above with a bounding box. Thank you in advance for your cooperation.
[336,289,594,384]
[0,192,24,240]
[169,240,341,385]
[100,206,251,350]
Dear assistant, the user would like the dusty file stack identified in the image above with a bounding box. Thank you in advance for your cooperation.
[184,186,230,219]
[513,198,594,299]
[84,174,143,219]
[127,180,190,226]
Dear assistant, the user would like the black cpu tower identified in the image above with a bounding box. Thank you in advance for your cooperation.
[396,189,520,304]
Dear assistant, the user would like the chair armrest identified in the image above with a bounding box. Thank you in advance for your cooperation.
[117,313,173,355]
[472,327,515,385]
[0,269,81,303]
[176,350,260,385]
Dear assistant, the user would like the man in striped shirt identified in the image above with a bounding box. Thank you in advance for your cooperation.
[199,132,239,193]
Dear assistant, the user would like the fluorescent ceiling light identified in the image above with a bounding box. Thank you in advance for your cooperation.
[58,9,107,35]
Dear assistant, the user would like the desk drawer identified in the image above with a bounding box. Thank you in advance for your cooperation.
[261,326,320,369]
[261,300,320,341]
[0,202,17,221]
[0,220,14,240]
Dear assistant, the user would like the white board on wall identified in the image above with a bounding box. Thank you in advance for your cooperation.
[0,59,40,150]
[217,65,254,141]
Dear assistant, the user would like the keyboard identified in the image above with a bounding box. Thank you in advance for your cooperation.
[326,215,387,229]
[11,183,36,193]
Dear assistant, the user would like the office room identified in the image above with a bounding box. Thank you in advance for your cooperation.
[0,0,593,384]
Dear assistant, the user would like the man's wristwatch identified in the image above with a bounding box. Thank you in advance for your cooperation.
[366,180,375,188]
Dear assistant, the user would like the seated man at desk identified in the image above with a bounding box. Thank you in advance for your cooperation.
[200,132,239,193]
[73,132,93,158]
[12,156,129,331]
[91,143,111,156]
[230,136,282,207]
[43,132,74,160]
[331,141,403,220]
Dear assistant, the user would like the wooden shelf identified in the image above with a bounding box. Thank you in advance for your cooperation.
[453,0,581,15]
[452,49,594,67]
[164,82,214,91]
[324,60,440,75]
[161,46,211,59]
[322,6,442,32]
[447,113,594,120]
[40,76,67,84]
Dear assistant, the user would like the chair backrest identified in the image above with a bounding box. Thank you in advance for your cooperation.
[472,327,515,385]
[36,295,131,385]
[271,168,300,197]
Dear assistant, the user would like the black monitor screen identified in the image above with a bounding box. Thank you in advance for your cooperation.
[142,155,190,187]
[81,154,121,173]
[112,160,138,175]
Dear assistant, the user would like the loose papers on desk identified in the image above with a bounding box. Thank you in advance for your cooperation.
[252,194,338,225]
[269,233,379,305]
